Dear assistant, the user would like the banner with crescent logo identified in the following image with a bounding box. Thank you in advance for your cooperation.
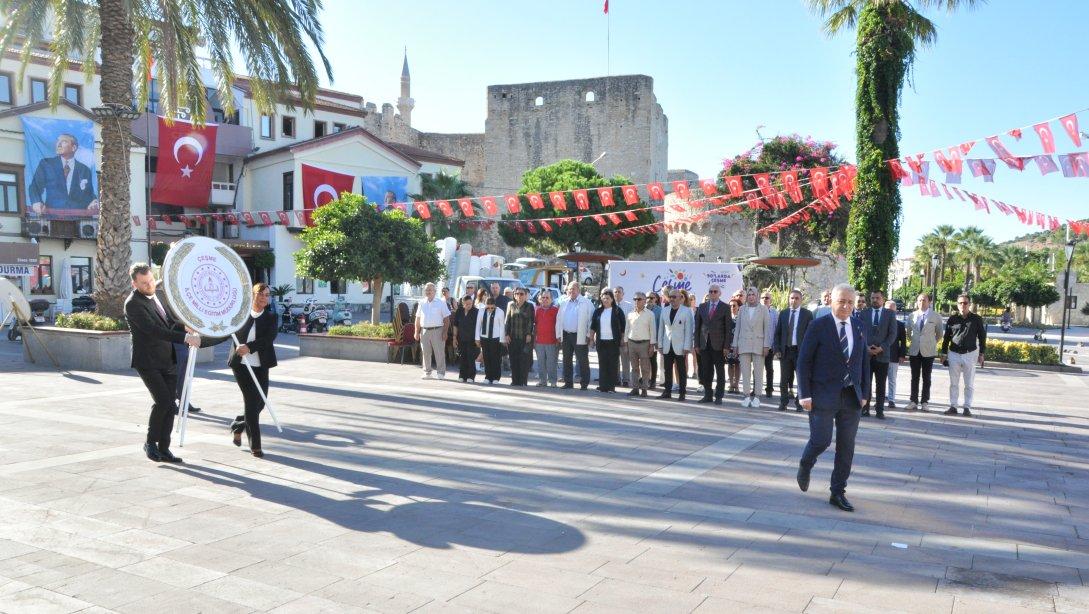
[301,163,355,226]
[151,117,217,208]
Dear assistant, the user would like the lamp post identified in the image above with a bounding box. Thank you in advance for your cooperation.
[930,254,940,310]
[1058,238,1077,369]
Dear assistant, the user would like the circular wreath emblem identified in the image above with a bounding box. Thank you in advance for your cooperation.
[190,263,232,312]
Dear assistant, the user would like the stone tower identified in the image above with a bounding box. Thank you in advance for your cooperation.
[397,49,414,127]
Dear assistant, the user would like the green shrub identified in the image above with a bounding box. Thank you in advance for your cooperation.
[54,312,127,331]
[327,322,395,338]
[984,339,1057,365]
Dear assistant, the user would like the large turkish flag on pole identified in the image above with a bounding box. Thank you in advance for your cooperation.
[151,117,217,207]
[301,164,355,226]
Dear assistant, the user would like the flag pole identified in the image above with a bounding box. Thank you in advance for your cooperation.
[176,346,197,446]
[232,333,282,432]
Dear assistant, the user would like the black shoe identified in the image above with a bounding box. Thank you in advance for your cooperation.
[640,390,647,397]
[861,408,870,417]
[158,448,183,463]
[658,392,672,399]
[795,406,802,412]
[144,443,163,462]
[944,407,958,416]
[581,385,588,390]
[627,389,639,397]
[697,395,713,404]
[777,404,787,411]
[887,401,896,409]
[962,407,973,417]
[876,411,886,420]
[796,464,810,492]
[562,383,574,389]
[765,391,773,399]
[677,394,686,401]
[188,406,202,414]
[829,493,855,512]
[713,397,723,405]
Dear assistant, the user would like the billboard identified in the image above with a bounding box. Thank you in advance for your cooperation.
[20,117,98,219]
[607,261,743,301]
[361,175,408,212]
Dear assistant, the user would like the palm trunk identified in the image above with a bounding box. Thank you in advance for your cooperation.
[92,0,135,319]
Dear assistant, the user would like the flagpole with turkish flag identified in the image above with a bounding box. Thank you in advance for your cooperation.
[300,163,355,226]
[150,117,218,207]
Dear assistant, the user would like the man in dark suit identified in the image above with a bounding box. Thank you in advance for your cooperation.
[860,290,897,419]
[28,133,99,215]
[773,289,813,412]
[885,300,907,409]
[796,283,871,512]
[693,283,733,405]
[125,263,202,463]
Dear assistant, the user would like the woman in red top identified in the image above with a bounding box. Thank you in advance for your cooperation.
[534,290,560,386]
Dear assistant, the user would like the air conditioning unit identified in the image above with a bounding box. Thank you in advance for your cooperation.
[223,224,240,239]
[26,220,50,236]
[79,220,98,239]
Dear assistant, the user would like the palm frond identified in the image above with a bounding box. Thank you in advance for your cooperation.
[914,0,987,13]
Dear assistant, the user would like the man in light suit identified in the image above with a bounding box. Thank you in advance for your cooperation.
[556,281,594,389]
[694,283,733,405]
[733,287,772,408]
[796,283,871,513]
[906,293,943,412]
[29,133,99,215]
[657,289,694,401]
[773,289,812,412]
[860,289,897,420]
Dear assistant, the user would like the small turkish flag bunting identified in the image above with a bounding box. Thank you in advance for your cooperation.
[1059,113,1082,147]
[724,175,744,198]
[147,218,157,230]
[549,191,567,211]
[277,211,289,225]
[504,195,521,214]
[259,212,272,225]
[527,193,545,210]
[1033,122,1057,154]
[436,200,454,217]
[540,220,552,233]
[671,181,691,200]
[241,212,255,225]
[1034,155,1059,175]
[414,201,431,219]
[597,187,616,207]
[621,185,640,205]
[480,196,498,216]
[623,210,637,222]
[958,141,975,156]
[905,155,924,175]
[810,167,829,198]
[572,189,590,210]
[699,179,717,196]
[887,160,909,181]
[457,198,475,217]
[647,182,665,200]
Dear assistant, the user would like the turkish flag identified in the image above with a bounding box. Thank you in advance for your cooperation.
[526,221,537,234]
[959,141,975,156]
[480,196,499,216]
[753,173,775,199]
[940,184,953,199]
[1034,155,1059,175]
[994,201,1012,216]
[147,217,157,230]
[301,164,354,226]
[905,155,924,175]
[1008,128,1022,140]
[623,210,637,222]
[1059,113,1082,147]
[540,220,553,233]
[436,200,454,217]
[605,212,622,225]
[951,187,966,201]
[647,182,665,200]
[549,191,567,210]
[525,193,544,210]
[887,160,909,181]
[276,211,289,225]
[241,212,255,225]
[744,192,762,209]
[572,189,590,210]
[810,167,829,198]
[1048,215,1060,231]
[597,187,616,207]
[833,169,853,199]
[724,175,744,198]
[1059,153,1089,178]
[1036,212,1046,228]
[621,185,640,205]
[457,198,475,217]
[918,180,931,197]
[178,214,189,225]
[414,201,431,219]
[699,179,717,196]
[671,180,691,200]
[986,135,1023,170]
[504,195,521,214]
[968,159,996,182]
[151,117,218,207]
[1033,122,1057,154]
[592,214,607,227]
[131,215,141,226]
[933,150,952,173]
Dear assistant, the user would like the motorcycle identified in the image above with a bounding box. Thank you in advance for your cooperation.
[279,309,298,334]
[308,307,329,333]
[332,308,353,326]
[8,299,49,341]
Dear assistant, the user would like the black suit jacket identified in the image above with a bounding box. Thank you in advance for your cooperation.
[773,306,814,354]
[889,320,908,362]
[694,300,733,351]
[125,290,188,370]
[590,305,626,341]
[228,308,278,369]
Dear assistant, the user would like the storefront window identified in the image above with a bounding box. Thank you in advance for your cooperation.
[31,255,52,294]
[0,172,18,213]
[295,277,314,294]
[71,257,92,294]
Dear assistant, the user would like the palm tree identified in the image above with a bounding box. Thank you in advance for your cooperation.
[952,227,993,288]
[410,171,477,243]
[925,224,956,282]
[808,0,982,293]
[1,0,332,318]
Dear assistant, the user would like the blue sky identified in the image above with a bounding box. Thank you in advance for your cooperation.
[311,1,1089,256]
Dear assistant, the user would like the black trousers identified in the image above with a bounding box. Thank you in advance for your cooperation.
[138,366,177,449]
[231,364,269,451]
[779,346,799,405]
[869,360,889,410]
[597,339,620,391]
[662,350,686,397]
[800,387,861,495]
[173,342,188,400]
[650,352,658,386]
[480,338,502,382]
[698,344,726,399]
[457,341,479,381]
[909,354,934,404]
[763,350,775,395]
[562,332,590,387]
[509,339,533,385]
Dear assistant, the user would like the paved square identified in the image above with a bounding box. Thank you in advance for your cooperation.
[1,338,1088,613]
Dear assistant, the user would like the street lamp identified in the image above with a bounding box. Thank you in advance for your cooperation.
[1058,238,1077,369]
[930,254,940,309]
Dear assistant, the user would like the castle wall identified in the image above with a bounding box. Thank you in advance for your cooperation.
[416,132,487,187]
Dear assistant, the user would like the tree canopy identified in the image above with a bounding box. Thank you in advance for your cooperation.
[498,160,658,257]
[295,194,443,323]
[410,171,478,243]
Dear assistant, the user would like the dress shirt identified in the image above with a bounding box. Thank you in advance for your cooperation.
[836,317,854,358]
[626,309,656,343]
[245,308,262,367]
[916,309,930,331]
[476,308,505,340]
[787,308,800,346]
[417,298,450,328]
[599,307,614,340]
[562,299,580,332]
[150,294,169,322]
[63,158,74,194]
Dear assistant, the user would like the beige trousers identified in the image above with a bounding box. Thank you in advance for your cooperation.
[420,327,446,376]
[627,340,652,390]
[739,352,763,396]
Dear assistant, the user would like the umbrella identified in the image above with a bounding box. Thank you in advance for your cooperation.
[57,258,72,300]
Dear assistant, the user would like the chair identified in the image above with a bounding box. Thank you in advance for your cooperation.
[388,321,418,364]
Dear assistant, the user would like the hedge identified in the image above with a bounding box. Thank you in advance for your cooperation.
[985,339,1059,366]
[54,312,127,332]
[327,322,395,339]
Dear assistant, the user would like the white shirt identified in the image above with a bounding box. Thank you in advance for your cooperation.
[835,317,854,358]
[62,157,74,194]
[916,309,930,331]
[150,294,169,321]
[417,297,450,329]
[475,307,505,340]
[562,298,580,332]
[787,308,800,346]
[626,309,656,343]
[599,307,614,340]
[244,309,262,368]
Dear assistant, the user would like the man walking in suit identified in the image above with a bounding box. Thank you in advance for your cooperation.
[557,281,594,389]
[694,283,732,405]
[125,263,201,463]
[861,290,897,420]
[796,283,871,512]
[28,133,99,215]
[773,289,812,412]
[907,293,943,412]
[658,289,694,401]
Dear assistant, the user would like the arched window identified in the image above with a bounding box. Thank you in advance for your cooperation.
[585,91,596,102]
[534,96,544,107]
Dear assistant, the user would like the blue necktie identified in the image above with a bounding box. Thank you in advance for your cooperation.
[839,320,852,387]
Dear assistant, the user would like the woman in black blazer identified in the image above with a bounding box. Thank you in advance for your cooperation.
[229,283,278,457]
[589,289,626,393]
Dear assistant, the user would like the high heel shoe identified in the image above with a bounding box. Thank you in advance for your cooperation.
[251,449,264,458]
[229,419,245,447]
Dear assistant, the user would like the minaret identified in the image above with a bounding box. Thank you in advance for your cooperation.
[397,48,414,127]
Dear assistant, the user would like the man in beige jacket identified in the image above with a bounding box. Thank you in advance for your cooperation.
[906,293,944,412]
[733,287,772,408]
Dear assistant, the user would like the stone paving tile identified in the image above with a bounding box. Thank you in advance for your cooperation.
[592,560,706,592]
[481,558,605,597]
[193,574,303,611]
[938,567,1059,610]
[0,586,96,614]
[448,580,584,613]
[312,577,433,613]
[112,587,255,614]
[43,567,174,609]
